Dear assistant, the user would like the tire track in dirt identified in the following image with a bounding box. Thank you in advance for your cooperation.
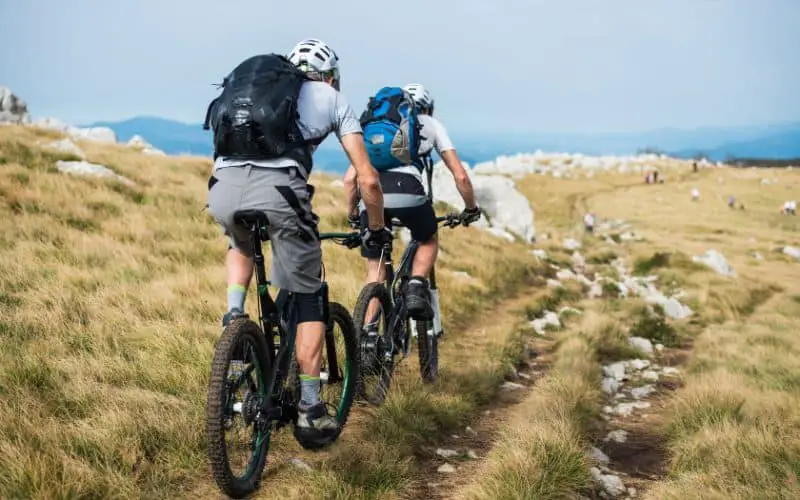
[413,334,557,499]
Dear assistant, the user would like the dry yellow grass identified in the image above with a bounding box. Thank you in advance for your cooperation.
[455,163,799,499]
[0,125,541,499]
[3,122,799,499]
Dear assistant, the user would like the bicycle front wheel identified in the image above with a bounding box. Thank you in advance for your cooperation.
[415,319,439,383]
[206,318,272,499]
[352,282,394,405]
[321,302,359,429]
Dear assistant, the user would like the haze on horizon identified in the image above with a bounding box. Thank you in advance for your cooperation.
[1,0,798,135]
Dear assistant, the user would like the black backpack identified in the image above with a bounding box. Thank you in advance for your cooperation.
[203,54,311,166]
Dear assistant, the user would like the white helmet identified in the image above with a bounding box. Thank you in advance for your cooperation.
[403,83,434,114]
[287,38,340,89]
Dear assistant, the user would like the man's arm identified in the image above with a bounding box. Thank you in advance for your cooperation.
[343,164,359,217]
[441,149,477,209]
[340,133,384,229]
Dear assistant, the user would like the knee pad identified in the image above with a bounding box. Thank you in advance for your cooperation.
[293,290,324,323]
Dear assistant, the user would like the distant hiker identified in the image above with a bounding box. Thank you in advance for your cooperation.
[728,195,736,208]
[583,212,596,233]
[653,170,659,183]
[692,161,699,173]
[783,200,797,215]
[691,188,700,201]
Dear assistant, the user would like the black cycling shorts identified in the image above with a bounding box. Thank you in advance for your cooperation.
[359,202,437,259]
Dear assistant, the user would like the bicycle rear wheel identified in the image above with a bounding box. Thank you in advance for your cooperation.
[415,319,439,383]
[206,319,272,499]
[352,282,394,405]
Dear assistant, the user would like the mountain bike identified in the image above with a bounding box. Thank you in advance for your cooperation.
[206,210,362,499]
[352,213,463,405]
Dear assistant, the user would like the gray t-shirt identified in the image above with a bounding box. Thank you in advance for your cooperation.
[213,81,362,176]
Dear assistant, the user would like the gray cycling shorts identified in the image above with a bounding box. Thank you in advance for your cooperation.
[207,165,321,294]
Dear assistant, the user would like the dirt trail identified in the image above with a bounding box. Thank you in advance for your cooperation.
[414,334,556,499]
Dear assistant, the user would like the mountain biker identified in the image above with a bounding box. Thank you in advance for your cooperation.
[343,83,480,320]
[206,38,389,448]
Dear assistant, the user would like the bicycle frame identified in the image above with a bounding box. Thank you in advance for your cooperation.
[243,221,351,423]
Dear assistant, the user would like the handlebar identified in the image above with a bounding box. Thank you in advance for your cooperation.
[320,212,465,250]
[319,231,362,249]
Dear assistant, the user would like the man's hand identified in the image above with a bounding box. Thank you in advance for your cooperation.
[460,206,481,226]
[361,226,393,251]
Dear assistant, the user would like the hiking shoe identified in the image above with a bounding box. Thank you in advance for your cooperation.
[294,401,340,450]
[222,308,247,328]
[405,277,433,320]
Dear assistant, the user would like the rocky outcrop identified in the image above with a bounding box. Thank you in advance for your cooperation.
[45,138,86,159]
[0,87,30,124]
[430,161,536,243]
[128,134,166,156]
[56,160,135,186]
[66,126,117,144]
[471,150,725,178]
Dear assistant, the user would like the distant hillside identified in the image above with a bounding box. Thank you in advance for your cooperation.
[671,128,800,162]
[87,116,800,170]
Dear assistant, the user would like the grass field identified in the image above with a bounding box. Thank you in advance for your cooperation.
[1,123,799,499]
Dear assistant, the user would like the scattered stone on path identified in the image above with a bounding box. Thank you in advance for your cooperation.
[437,463,456,474]
[591,467,626,498]
[642,370,660,382]
[692,249,736,277]
[290,458,312,471]
[532,249,548,260]
[590,446,610,465]
[753,252,764,261]
[465,426,478,437]
[571,251,587,273]
[556,269,577,281]
[604,429,629,443]
[588,283,603,299]
[628,337,654,356]
[466,449,479,460]
[602,377,620,395]
[564,238,582,250]
[435,448,459,459]
[501,381,525,391]
[603,362,626,381]
[614,401,651,417]
[547,278,564,288]
[663,297,694,319]
[784,246,800,260]
[661,367,680,376]
[626,359,651,371]
[630,385,656,399]
[517,371,532,380]
[655,343,664,352]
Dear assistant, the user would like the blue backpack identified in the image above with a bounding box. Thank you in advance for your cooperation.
[359,87,422,171]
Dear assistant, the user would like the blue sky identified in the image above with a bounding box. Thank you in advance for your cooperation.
[1,0,798,134]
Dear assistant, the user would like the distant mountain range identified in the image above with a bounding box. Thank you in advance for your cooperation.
[87,116,800,173]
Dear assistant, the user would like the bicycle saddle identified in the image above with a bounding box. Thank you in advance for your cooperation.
[233,210,270,228]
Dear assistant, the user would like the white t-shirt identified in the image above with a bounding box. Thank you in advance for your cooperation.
[213,81,362,176]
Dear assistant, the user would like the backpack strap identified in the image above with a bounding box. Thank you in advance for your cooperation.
[203,97,219,131]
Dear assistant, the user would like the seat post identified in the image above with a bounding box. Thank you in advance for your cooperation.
[251,223,269,293]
